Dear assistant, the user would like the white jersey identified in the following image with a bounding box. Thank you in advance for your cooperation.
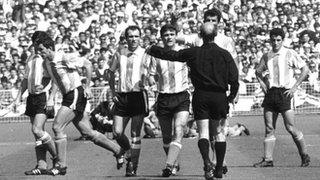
[149,45,189,93]
[25,54,51,94]
[110,46,149,93]
[256,47,306,89]
[44,51,84,95]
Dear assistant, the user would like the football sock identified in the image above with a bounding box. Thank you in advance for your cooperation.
[198,138,211,166]
[264,135,276,161]
[166,142,182,166]
[35,142,47,169]
[215,142,226,168]
[55,138,67,167]
[293,132,307,157]
[131,138,141,169]
[43,138,57,159]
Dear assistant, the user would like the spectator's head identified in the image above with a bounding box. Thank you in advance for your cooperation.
[204,8,221,24]
[270,28,285,52]
[160,24,177,48]
[125,26,141,51]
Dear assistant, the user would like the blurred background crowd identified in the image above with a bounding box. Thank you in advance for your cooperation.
[0,0,320,91]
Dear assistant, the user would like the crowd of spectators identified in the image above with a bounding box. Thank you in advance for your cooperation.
[1,0,320,92]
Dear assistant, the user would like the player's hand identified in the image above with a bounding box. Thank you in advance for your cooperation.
[108,101,115,111]
[84,88,92,99]
[284,87,296,98]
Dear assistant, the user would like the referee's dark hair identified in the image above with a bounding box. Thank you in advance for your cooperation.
[270,28,285,39]
[160,24,177,36]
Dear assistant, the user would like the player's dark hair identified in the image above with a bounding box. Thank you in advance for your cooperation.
[204,8,221,22]
[270,28,285,39]
[124,26,141,39]
[32,31,55,50]
[160,24,177,36]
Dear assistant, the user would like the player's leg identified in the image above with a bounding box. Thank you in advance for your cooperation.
[158,115,173,156]
[254,109,277,167]
[113,115,131,154]
[76,112,125,169]
[164,111,189,176]
[281,110,310,167]
[48,106,76,175]
[126,114,144,176]
[25,115,53,175]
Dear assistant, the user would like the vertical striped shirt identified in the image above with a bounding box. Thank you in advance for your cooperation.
[109,46,149,93]
[149,45,189,93]
[256,47,306,89]
[44,51,84,95]
[24,54,51,94]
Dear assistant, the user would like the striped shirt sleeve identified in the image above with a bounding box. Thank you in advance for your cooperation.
[289,49,306,69]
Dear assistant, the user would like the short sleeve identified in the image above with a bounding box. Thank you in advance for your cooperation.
[290,50,306,69]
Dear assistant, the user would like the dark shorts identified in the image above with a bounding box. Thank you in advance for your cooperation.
[61,86,87,114]
[25,92,47,117]
[262,87,292,113]
[114,91,148,117]
[156,91,190,118]
[192,90,228,120]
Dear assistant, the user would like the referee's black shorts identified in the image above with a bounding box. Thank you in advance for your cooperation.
[192,90,228,121]
[156,91,190,118]
[262,87,292,113]
[25,92,47,117]
[114,91,148,117]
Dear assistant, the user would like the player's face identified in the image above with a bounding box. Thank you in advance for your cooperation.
[37,44,53,60]
[126,29,141,51]
[161,29,176,48]
[204,16,219,26]
[270,35,283,52]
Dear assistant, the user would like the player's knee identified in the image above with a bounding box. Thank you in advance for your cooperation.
[198,129,209,140]
[39,131,52,144]
[55,132,67,140]
[31,125,43,137]
[90,130,100,143]
[113,127,123,139]
[292,131,303,141]
[52,123,63,134]
[113,130,122,139]
[131,136,141,149]
[215,132,226,142]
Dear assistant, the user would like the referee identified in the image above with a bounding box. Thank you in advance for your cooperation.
[147,22,239,179]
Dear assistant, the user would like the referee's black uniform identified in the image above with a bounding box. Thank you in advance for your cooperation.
[148,42,239,121]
